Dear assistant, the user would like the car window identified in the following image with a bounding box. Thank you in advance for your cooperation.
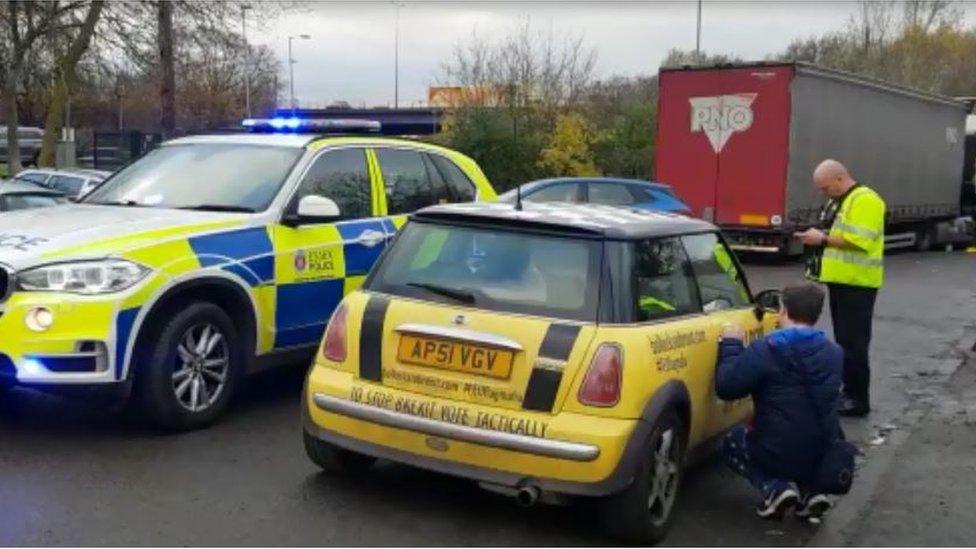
[15,172,49,185]
[633,237,699,321]
[588,183,636,206]
[3,193,64,210]
[16,128,43,139]
[629,185,657,203]
[428,154,476,202]
[48,175,85,195]
[682,233,751,311]
[377,148,447,214]
[368,222,602,321]
[526,182,581,203]
[294,148,372,220]
[85,143,302,211]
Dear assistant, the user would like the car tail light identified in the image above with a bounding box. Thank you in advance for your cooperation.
[322,304,349,362]
[578,343,622,407]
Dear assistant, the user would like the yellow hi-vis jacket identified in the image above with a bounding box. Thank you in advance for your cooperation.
[817,185,886,289]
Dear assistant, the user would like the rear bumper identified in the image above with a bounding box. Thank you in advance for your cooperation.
[303,368,651,497]
[313,393,600,462]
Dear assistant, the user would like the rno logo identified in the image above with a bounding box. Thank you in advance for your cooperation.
[689,93,757,153]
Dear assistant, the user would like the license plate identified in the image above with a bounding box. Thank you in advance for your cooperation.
[396,335,515,379]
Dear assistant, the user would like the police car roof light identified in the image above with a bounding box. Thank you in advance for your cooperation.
[241,117,382,134]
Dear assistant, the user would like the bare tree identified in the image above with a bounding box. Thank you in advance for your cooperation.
[37,0,104,166]
[903,0,960,31]
[157,0,175,137]
[438,20,596,114]
[0,1,89,173]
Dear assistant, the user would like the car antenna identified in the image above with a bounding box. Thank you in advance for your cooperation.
[515,184,523,211]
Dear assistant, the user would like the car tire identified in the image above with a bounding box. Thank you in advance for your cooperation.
[136,301,243,431]
[304,430,376,474]
[597,410,686,545]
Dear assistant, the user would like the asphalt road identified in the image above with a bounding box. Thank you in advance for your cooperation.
[1,251,973,546]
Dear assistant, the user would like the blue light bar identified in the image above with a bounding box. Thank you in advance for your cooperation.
[241,117,382,134]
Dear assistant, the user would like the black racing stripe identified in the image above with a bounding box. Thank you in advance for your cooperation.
[522,324,581,412]
[538,324,582,361]
[359,296,390,382]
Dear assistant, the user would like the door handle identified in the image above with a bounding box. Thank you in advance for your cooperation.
[358,229,388,248]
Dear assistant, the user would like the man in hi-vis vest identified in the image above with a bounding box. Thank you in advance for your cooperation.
[795,159,885,418]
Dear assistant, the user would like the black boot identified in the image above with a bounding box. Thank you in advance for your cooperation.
[837,396,869,417]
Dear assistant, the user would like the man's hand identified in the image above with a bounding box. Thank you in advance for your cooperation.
[794,227,827,246]
[721,323,746,341]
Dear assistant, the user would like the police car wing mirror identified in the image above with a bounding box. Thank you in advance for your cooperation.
[291,195,341,225]
[754,289,783,319]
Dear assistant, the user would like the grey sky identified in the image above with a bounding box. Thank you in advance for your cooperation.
[249,1,970,108]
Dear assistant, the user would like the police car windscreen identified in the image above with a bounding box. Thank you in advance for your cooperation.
[83,144,302,212]
[367,222,602,322]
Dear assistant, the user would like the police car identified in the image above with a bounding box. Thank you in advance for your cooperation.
[302,201,780,544]
[0,118,496,429]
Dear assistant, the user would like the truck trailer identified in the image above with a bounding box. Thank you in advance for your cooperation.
[656,62,975,255]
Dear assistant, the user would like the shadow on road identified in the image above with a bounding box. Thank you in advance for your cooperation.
[0,359,312,436]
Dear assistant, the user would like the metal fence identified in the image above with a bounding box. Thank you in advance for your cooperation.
[78,131,162,171]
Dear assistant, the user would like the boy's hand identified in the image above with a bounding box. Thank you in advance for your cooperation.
[721,323,746,341]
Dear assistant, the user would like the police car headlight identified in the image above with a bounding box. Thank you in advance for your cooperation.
[18,260,151,295]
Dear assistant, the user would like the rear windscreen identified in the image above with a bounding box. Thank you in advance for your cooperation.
[367,222,602,321]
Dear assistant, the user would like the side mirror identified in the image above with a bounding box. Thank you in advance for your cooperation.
[286,195,341,226]
[754,289,783,320]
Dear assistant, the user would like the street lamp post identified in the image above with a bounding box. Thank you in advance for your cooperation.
[393,1,405,109]
[288,34,311,111]
[695,0,702,61]
[242,4,252,117]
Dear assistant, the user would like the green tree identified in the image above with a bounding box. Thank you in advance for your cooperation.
[436,107,545,191]
[538,113,600,177]
[592,100,656,180]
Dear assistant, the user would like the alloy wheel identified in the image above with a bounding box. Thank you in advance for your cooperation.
[172,322,229,413]
[647,428,680,527]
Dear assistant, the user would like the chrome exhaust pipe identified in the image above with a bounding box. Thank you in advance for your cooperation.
[515,485,540,507]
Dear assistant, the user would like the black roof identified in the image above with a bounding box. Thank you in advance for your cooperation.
[411,202,716,239]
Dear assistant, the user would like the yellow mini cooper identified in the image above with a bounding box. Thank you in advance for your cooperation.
[302,201,778,543]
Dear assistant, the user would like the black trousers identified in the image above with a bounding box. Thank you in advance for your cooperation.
[827,283,878,405]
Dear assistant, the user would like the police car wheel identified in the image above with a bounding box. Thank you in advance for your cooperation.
[138,302,243,431]
[303,430,376,474]
[597,410,686,545]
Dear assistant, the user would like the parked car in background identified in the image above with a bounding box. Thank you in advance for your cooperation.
[0,181,66,212]
[12,167,111,199]
[499,177,692,215]
[0,126,44,167]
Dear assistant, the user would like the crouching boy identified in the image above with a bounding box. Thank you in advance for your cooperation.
[717,282,846,521]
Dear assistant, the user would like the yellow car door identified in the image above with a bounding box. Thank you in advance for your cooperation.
[680,232,769,438]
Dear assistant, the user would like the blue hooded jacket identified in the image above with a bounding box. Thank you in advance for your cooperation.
[716,326,844,483]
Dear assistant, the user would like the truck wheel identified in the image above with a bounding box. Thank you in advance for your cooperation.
[303,430,376,474]
[136,301,243,431]
[915,225,935,252]
[597,411,686,545]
